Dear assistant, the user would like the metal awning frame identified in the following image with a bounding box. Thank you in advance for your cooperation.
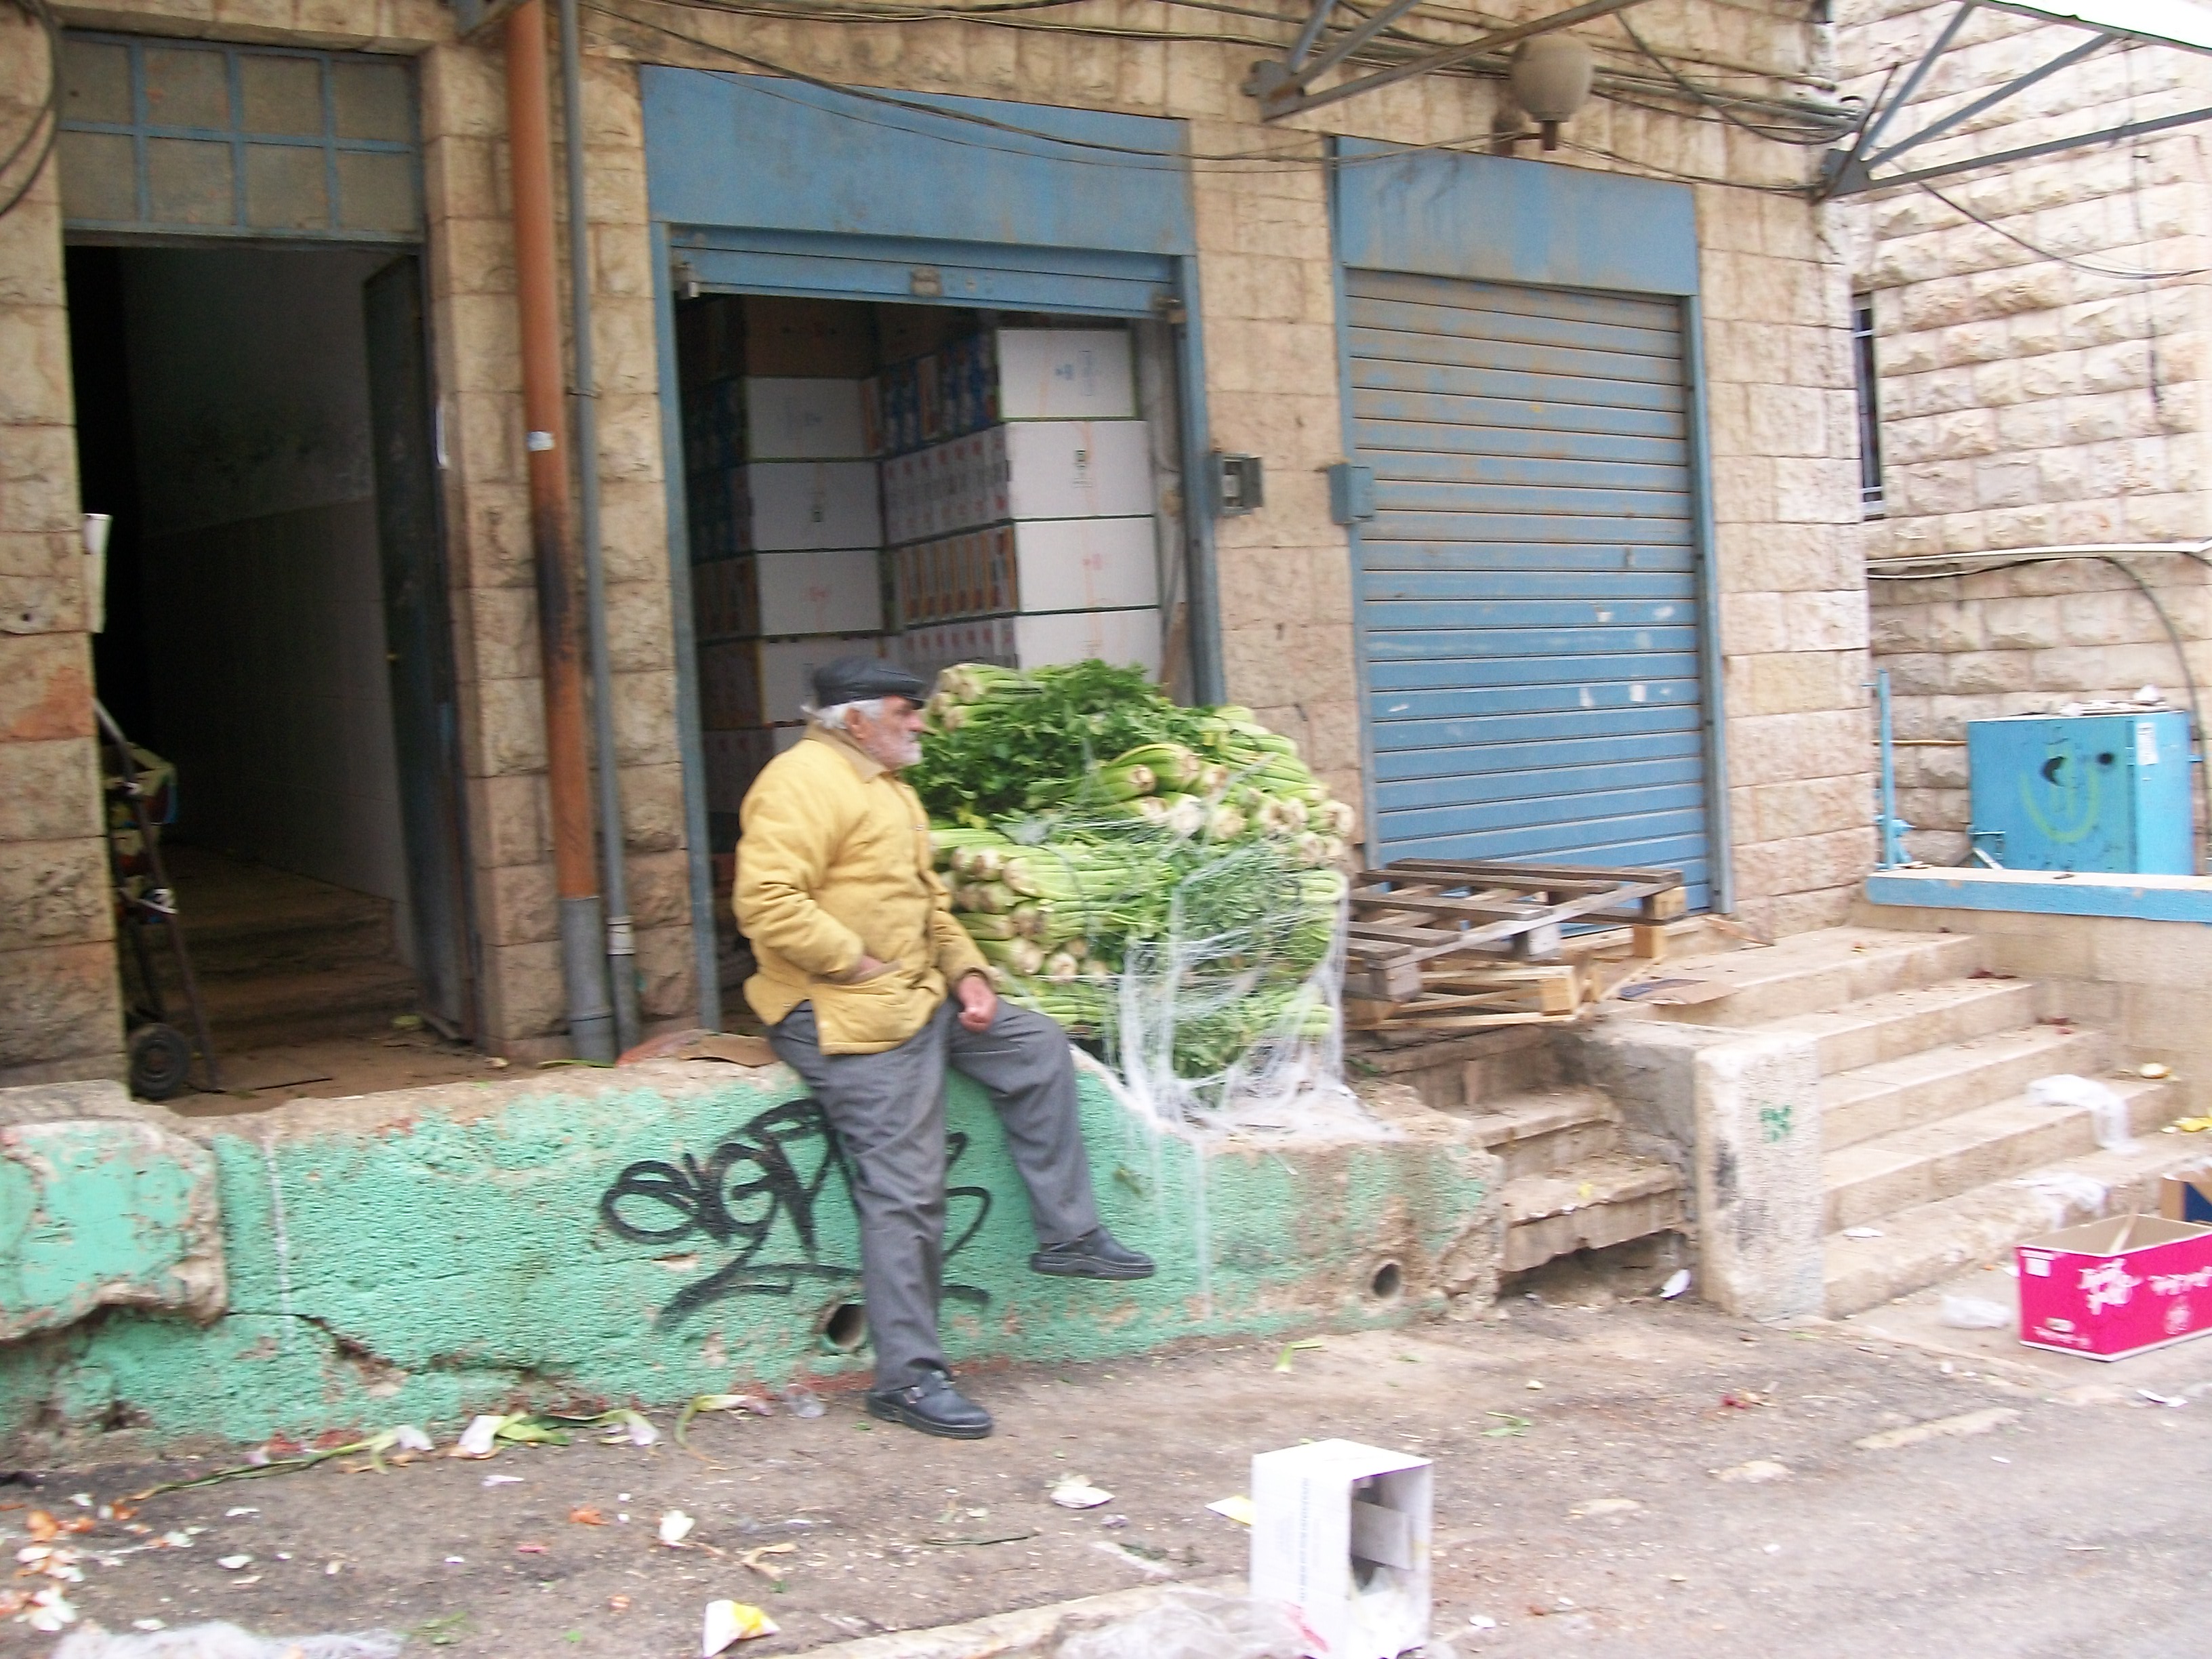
[1819,0,2212,198]
[1245,0,1660,121]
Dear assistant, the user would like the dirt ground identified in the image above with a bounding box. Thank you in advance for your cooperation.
[12,1265,2210,1659]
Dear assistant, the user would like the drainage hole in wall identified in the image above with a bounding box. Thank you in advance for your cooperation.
[820,1301,869,1352]
[1368,1261,1403,1300]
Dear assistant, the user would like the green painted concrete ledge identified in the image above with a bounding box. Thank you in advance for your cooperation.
[0,1061,1500,1454]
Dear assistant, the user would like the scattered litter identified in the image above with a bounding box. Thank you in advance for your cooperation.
[1481,1414,1530,1438]
[780,1385,825,1419]
[2014,1170,2109,1224]
[1842,1227,1883,1240]
[659,1511,697,1547]
[1658,1270,1691,1299]
[1854,1408,2020,1451]
[131,1624,166,1634]
[224,1509,258,1519]
[52,1624,404,1658]
[1762,1543,1781,1555]
[701,1600,778,1655]
[2025,1075,2135,1151]
[1272,1340,1324,1374]
[600,1410,659,1448]
[483,1475,525,1488]
[1939,1296,2011,1330]
[1719,1392,1764,1410]
[2138,1390,2188,1408]
[218,1555,253,1571]
[516,1543,547,1555]
[1052,1588,1308,1659]
[1569,1498,1640,1518]
[452,1416,504,1460]
[1714,1460,1790,1484]
[1094,1539,1174,1577]
[1467,1614,1498,1630]
[607,1596,632,1613]
[392,1427,434,1453]
[2171,1116,2212,1133]
[2140,1063,2173,1080]
[1525,1379,1546,1391]
[569,1507,607,1526]
[1206,1496,1256,1526]
[1992,1456,2009,1465]
[737,1542,795,1583]
[1051,1476,1113,1509]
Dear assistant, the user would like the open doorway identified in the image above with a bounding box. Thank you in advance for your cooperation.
[66,242,477,1103]
[670,293,1192,1007]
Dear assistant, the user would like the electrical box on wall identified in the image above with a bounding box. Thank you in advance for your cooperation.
[1967,710,2195,875]
[1211,451,1264,516]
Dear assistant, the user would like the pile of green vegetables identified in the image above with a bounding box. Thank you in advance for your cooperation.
[912,661,1354,1081]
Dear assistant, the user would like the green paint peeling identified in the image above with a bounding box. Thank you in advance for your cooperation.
[0,1065,1496,1452]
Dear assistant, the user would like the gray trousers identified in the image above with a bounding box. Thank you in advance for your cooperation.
[769,997,1101,1389]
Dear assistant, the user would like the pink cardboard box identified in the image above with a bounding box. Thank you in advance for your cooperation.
[2017,1214,2212,1360]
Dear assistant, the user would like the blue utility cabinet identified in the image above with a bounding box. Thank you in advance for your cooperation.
[1967,711,2194,874]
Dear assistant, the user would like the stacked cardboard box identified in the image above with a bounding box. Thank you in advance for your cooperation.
[680,298,893,818]
[870,327,1163,680]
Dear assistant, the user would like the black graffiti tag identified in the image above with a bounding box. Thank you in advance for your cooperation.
[598,1097,993,1329]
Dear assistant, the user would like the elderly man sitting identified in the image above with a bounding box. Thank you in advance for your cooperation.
[736,656,1153,1439]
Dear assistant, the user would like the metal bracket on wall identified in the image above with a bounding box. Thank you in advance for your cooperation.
[1816,1,2212,199]
[1211,453,1265,516]
[1326,462,1375,525]
[1242,0,1656,121]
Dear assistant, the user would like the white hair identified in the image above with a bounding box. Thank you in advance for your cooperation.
[803,697,885,731]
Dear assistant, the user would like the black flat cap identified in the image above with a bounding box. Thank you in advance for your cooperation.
[813,655,931,708]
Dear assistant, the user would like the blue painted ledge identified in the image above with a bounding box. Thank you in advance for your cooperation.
[1866,866,2212,923]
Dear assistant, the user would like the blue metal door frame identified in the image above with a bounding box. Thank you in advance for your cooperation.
[643,70,1216,1026]
[1328,141,1732,912]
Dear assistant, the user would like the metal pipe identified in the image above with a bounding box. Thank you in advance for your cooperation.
[506,0,615,1061]
[558,0,641,1053]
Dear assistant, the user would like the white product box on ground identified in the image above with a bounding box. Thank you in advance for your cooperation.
[995,328,1136,421]
[1250,1439,1432,1659]
[897,607,1162,684]
[754,547,883,637]
[744,377,868,459]
[1005,419,1153,520]
[743,461,882,550]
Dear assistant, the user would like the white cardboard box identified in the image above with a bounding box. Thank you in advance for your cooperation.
[1004,419,1153,521]
[743,377,869,460]
[1250,1439,1433,1659]
[995,328,1136,421]
[899,607,1162,682]
[743,461,882,551]
[890,518,1157,626]
[753,548,884,638]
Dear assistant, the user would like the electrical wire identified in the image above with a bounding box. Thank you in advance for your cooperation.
[1917,178,2211,281]
[1558,136,1811,194]
[0,0,62,224]
[1616,13,1859,146]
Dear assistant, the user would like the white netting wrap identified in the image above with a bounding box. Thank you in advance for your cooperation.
[914,662,1361,1129]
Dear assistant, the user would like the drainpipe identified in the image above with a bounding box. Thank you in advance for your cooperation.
[558,0,642,1052]
[506,0,616,1061]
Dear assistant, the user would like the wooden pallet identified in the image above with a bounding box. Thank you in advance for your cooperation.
[1340,860,1687,1019]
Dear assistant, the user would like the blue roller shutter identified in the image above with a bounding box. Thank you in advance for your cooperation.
[1347,267,1713,907]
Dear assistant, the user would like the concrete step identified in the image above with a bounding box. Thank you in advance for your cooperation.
[1501,1153,1686,1274]
[1822,1077,2173,1234]
[1769,975,2044,1076]
[1822,1022,2114,1151]
[1461,1086,1622,1183]
[1824,1131,2207,1316]
[1633,928,1984,1029]
[154,957,420,1051]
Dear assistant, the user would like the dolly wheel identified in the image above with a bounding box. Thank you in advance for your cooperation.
[127,1023,195,1101]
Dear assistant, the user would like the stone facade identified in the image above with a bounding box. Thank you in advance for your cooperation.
[0,0,1868,1073]
[1839,1,2212,863]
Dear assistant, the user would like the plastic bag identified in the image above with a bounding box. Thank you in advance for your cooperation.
[1054,1591,1310,1659]
[55,1624,403,1659]
[1939,1296,2011,1330]
[2024,1073,2135,1151]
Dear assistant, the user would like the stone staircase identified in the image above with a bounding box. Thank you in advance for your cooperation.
[1355,1027,1687,1275]
[1631,927,2193,1315]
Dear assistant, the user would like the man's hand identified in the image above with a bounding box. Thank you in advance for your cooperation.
[841,954,890,984]
[955,971,998,1033]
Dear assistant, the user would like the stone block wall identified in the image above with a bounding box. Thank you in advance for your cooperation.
[0,9,121,1086]
[1838,0,2212,865]
[0,0,1868,1077]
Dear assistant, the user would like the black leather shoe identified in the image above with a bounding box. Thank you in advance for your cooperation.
[1031,1227,1155,1281]
[865,1370,994,1439]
